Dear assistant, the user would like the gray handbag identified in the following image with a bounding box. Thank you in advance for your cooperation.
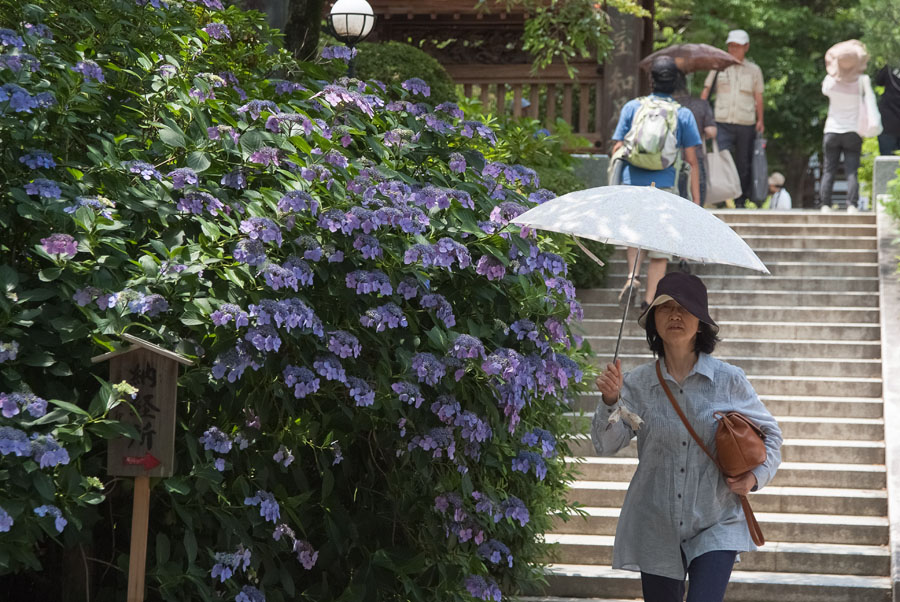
[750,135,768,203]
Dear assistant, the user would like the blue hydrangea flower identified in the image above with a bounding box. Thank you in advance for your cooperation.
[419,294,455,328]
[0,341,20,363]
[353,234,382,259]
[313,354,346,383]
[211,303,250,327]
[240,217,283,246]
[450,334,485,360]
[283,365,320,399]
[176,191,224,215]
[273,445,294,467]
[235,585,265,602]
[220,168,247,189]
[233,238,267,266]
[294,540,318,570]
[211,342,260,383]
[0,29,25,49]
[0,426,31,456]
[396,278,419,300]
[245,325,281,353]
[249,146,280,167]
[19,150,56,169]
[346,270,392,296]
[34,505,67,533]
[125,160,162,181]
[278,190,318,215]
[346,377,374,407]
[478,539,513,567]
[236,99,278,120]
[475,255,506,281]
[359,303,407,331]
[30,433,70,468]
[25,178,61,199]
[127,293,169,317]
[244,490,280,523]
[401,78,430,97]
[167,167,198,189]
[464,575,501,601]
[0,506,13,532]
[199,426,232,453]
[203,22,231,39]
[411,353,445,386]
[327,330,361,359]
[0,53,40,73]
[500,495,530,526]
[72,60,104,83]
[41,233,77,257]
[321,45,357,62]
[391,382,424,408]
[512,450,547,480]
[448,152,466,174]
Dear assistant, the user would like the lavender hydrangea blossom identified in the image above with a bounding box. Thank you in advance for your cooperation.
[278,190,319,215]
[244,490,280,522]
[240,217,283,246]
[199,426,232,453]
[345,270,392,296]
[72,60,105,82]
[359,303,407,331]
[321,45,357,62]
[477,539,513,567]
[294,540,319,570]
[327,330,361,359]
[411,353,445,386]
[450,334,485,360]
[401,78,430,97]
[125,160,162,181]
[419,293,455,328]
[34,504,67,533]
[167,167,198,189]
[25,178,61,198]
[313,354,346,383]
[19,150,56,169]
[233,238,267,266]
[391,381,424,408]
[203,22,231,39]
[40,233,77,258]
[0,341,20,363]
[464,575,502,601]
[346,377,374,407]
[283,365,320,399]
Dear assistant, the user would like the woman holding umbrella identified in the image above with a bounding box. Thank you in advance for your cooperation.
[591,272,782,602]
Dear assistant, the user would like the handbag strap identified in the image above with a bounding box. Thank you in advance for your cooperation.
[654,360,765,546]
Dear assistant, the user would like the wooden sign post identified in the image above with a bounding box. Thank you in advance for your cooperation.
[92,334,193,602]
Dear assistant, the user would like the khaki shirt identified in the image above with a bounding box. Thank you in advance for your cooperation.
[704,60,764,126]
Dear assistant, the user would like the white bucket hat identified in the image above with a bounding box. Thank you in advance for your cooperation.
[726,29,750,45]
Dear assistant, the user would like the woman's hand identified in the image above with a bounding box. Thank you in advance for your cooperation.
[726,471,758,496]
[595,359,623,406]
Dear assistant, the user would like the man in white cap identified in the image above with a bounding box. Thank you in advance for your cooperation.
[701,29,765,208]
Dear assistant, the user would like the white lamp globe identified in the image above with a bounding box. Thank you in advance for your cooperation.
[329,0,375,41]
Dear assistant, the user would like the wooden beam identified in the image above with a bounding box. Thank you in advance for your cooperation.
[578,84,590,134]
[513,84,523,118]
[126,475,151,602]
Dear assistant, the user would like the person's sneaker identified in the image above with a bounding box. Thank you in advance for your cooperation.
[847,205,859,213]
[820,205,833,212]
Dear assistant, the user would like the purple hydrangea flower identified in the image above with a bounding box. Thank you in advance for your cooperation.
[283,365,320,399]
[125,160,162,181]
[401,78,431,97]
[450,334,485,360]
[293,540,318,570]
[0,426,31,456]
[199,426,232,453]
[203,22,231,39]
[0,341,20,363]
[249,146,280,167]
[475,255,506,281]
[460,120,498,145]
[512,450,547,480]
[327,330,361,359]
[0,83,38,112]
[240,217,282,246]
[448,153,466,174]
[464,575,502,601]
[359,303,407,331]
[392,381,424,408]
[411,353,445,386]
[0,53,41,73]
[233,239,267,266]
[236,99,278,120]
[235,585,265,602]
[419,293,456,328]
[41,233,77,257]
[0,29,25,49]
[478,540,513,567]
[273,80,306,95]
[221,169,247,189]
[30,433,70,468]
[353,234,382,259]
[273,445,294,467]
[244,490,280,522]
[435,102,464,119]
[313,354,346,383]
[167,167,198,189]
[318,84,376,118]
[323,150,349,169]
[260,263,298,292]
[397,278,419,300]
[278,190,319,215]
[211,546,251,582]
[0,506,12,532]
[346,377,374,407]
[321,45,357,62]
[346,270,392,296]
[249,298,323,337]
[176,191,224,215]
[245,325,281,352]
[25,178,61,199]
[72,60,104,83]
[19,150,56,169]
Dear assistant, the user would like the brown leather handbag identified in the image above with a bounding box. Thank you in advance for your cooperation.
[655,361,767,546]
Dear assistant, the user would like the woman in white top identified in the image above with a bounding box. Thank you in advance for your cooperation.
[820,74,865,209]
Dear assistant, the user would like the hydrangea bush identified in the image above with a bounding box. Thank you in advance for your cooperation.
[0,1,591,600]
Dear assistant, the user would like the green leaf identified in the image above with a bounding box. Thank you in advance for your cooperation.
[183,530,197,564]
[48,398,91,417]
[38,268,61,282]
[156,533,171,566]
[186,151,211,172]
[165,476,191,496]
[157,124,186,148]
[32,471,55,501]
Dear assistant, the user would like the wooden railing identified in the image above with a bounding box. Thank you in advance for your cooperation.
[444,62,605,147]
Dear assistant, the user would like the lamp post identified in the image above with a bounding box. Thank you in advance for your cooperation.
[326,0,376,78]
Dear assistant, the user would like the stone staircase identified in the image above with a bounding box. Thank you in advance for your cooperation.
[537,210,893,601]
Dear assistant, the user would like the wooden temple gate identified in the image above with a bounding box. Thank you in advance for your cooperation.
[367,1,650,152]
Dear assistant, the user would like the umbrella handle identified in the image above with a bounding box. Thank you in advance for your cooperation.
[613,250,641,364]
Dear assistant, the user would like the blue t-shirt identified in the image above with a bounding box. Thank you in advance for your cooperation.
[612,93,702,188]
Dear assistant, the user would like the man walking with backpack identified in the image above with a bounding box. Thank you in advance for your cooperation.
[610,55,702,313]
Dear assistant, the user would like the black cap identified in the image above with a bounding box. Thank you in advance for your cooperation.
[637,272,719,333]
[650,56,679,85]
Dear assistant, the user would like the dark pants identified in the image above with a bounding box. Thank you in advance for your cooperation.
[821,131,862,208]
[879,132,900,156]
[716,123,755,207]
[640,550,737,602]
[678,153,707,206]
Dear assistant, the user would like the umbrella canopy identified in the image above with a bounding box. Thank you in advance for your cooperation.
[513,185,769,274]
[639,43,740,74]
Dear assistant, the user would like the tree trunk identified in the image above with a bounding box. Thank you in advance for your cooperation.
[242,0,324,61]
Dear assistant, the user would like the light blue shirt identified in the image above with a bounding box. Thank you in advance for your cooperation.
[591,353,782,579]
[612,93,702,188]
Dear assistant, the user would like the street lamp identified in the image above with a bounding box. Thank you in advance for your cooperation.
[326,0,376,78]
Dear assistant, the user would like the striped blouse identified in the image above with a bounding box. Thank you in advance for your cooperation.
[590,352,783,579]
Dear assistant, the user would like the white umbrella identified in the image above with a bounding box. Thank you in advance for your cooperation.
[512,185,769,359]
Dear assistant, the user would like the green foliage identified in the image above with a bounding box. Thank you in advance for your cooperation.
[858,136,880,200]
[478,0,648,76]
[853,0,900,66]
[353,41,458,106]
[0,1,590,600]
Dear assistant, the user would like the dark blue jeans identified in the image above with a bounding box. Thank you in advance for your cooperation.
[640,550,737,602]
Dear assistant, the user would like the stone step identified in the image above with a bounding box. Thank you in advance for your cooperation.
[606,259,879,279]
[747,375,882,398]
[585,353,882,378]
[573,392,884,419]
[562,482,888,517]
[739,235,876,250]
[582,335,882,359]
[727,223,876,237]
[551,508,889,545]
[581,303,881,324]
[567,435,885,464]
[543,535,891,576]
[605,246,879,264]
[711,209,876,224]
[570,458,887,489]
[542,564,891,601]
[579,319,881,340]
[577,288,880,307]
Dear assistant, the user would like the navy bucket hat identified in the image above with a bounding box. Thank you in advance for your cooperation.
[637,272,719,334]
